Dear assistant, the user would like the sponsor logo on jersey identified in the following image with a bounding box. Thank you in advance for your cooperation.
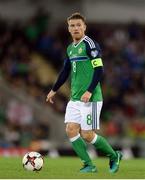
[69,51,72,55]
[91,50,98,58]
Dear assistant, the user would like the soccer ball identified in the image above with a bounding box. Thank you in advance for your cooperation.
[22,151,44,171]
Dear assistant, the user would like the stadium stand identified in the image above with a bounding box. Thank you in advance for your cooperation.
[0,4,145,158]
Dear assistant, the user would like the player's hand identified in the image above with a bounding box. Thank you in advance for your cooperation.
[46,90,56,104]
[81,91,92,103]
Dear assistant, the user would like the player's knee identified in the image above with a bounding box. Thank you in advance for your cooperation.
[65,125,78,138]
[81,131,95,143]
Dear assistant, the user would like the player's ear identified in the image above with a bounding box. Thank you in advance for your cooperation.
[67,22,71,33]
[68,26,71,33]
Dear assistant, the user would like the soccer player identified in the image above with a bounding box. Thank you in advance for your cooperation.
[46,12,122,173]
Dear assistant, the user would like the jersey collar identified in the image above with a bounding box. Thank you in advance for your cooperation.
[73,35,87,48]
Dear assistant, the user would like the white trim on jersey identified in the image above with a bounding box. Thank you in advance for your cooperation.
[84,36,96,49]
[73,35,86,48]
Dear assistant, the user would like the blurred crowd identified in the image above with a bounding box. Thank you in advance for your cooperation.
[0,9,145,153]
[0,9,65,150]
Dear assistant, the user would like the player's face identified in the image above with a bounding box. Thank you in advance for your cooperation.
[68,19,86,42]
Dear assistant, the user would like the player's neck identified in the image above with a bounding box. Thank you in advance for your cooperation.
[73,35,85,44]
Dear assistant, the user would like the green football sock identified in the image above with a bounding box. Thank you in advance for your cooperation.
[92,135,117,160]
[70,135,93,166]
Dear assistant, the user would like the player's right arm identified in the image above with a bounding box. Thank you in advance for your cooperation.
[46,58,71,104]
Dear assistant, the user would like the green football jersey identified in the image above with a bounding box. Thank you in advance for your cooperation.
[67,36,103,102]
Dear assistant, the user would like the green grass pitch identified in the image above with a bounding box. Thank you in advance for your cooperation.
[0,156,145,179]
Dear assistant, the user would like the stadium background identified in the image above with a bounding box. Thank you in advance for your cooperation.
[0,0,145,159]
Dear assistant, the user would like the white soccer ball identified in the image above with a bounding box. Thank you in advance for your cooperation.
[22,151,44,171]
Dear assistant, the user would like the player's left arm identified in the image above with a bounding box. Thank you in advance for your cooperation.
[81,41,103,102]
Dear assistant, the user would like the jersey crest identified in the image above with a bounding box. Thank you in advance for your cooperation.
[78,48,83,54]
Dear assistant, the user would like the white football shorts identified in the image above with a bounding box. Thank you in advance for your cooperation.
[65,100,103,130]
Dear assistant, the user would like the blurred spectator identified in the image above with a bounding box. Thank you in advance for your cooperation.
[6,99,33,125]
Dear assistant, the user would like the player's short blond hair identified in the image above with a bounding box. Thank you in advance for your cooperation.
[67,12,86,24]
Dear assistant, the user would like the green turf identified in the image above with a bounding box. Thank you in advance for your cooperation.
[0,156,145,179]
